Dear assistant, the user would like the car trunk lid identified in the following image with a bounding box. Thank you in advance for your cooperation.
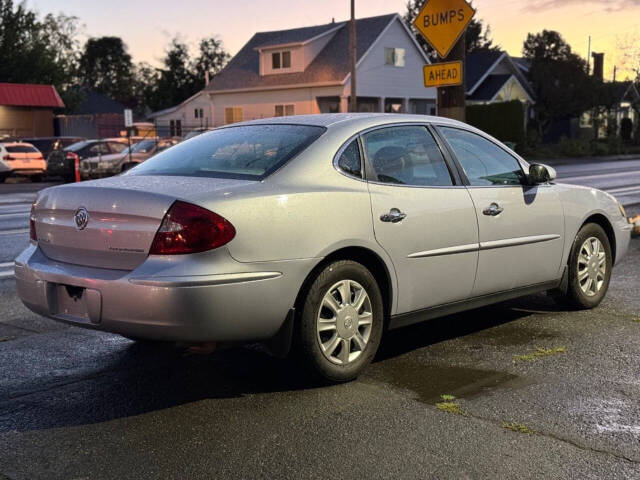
[33,175,256,270]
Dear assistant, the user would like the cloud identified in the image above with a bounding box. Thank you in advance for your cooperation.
[524,0,640,12]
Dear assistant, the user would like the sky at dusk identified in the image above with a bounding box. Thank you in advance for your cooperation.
[28,0,640,80]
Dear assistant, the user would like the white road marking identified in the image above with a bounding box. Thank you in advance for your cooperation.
[0,270,14,279]
[0,262,13,268]
[0,212,30,219]
[0,203,31,211]
[606,185,640,194]
[560,171,640,183]
[0,228,29,236]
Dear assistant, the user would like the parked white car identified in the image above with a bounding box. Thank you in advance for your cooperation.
[0,142,46,182]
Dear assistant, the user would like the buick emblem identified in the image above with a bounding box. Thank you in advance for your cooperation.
[74,207,89,230]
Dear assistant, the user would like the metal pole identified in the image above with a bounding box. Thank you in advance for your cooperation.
[349,0,357,113]
[587,36,591,74]
[437,32,466,122]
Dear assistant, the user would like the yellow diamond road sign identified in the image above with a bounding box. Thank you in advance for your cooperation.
[413,0,476,59]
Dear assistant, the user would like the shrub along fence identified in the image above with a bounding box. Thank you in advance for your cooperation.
[466,100,526,151]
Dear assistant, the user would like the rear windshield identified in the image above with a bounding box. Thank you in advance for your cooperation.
[127,124,325,180]
[6,145,38,153]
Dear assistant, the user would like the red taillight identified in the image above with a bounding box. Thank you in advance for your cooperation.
[66,152,79,160]
[29,204,37,243]
[3,155,14,161]
[149,201,235,255]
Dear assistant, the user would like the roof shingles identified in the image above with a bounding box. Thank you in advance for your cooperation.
[206,14,397,92]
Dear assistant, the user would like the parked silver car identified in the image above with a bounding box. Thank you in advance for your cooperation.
[15,114,632,381]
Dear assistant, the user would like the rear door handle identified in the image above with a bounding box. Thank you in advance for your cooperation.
[483,202,504,216]
[380,208,406,223]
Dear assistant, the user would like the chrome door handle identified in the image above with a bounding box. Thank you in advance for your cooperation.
[483,202,504,216]
[380,208,406,223]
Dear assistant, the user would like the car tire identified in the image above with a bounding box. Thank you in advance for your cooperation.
[295,260,384,382]
[0,174,6,183]
[555,223,612,309]
[31,174,42,183]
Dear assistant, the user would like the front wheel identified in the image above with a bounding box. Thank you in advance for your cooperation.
[555,223,612,309]
[295,260,384,382]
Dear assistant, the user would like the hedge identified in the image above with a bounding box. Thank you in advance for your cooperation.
[466,100,526,149]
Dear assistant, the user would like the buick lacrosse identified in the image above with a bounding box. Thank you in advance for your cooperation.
[16,114,632,381]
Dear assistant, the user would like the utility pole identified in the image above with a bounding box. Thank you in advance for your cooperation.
[587,35,591,74]
[437,32,466,121]
[349,0,357,113]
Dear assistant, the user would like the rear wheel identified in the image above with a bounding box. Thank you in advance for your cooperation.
[554,223,612,309]
[295,260,384,382]
[31,174,42,183]
[0,174,7,183]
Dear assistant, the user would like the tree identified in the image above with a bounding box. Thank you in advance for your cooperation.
[192,37,230,88]
[523,30,596,137]
[0,0,79,99]
[79,37,136,105]
[404,1,499,60]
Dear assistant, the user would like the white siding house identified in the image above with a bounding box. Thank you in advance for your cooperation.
[148,91,213,137]
[200,14,436,127]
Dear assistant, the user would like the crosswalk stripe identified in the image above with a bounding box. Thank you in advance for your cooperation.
[606,185,640,194]
[0,262,13,268]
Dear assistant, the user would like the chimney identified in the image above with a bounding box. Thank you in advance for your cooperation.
[205,71,210,85]
[592,52,604,81]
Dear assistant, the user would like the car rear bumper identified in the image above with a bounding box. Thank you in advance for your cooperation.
[15,245,316,342]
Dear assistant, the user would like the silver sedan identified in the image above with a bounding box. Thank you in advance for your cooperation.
[15,114,632,381]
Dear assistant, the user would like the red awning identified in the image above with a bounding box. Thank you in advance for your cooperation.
[0,83,65,108]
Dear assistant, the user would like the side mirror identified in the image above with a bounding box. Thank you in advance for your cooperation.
[528,163,556,184]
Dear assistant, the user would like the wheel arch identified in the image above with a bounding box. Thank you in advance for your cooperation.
[293,246,394,324]
[581,213,616,264]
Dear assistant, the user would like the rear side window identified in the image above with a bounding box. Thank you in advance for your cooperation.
[128,124,325,180]
[362,126,453,186]
[337,140,362,178]
[439,127,525,186]
[6,145,38,153]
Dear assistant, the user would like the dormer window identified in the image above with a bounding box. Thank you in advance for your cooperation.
[272,51,291,70]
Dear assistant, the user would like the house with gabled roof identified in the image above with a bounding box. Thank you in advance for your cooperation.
[0,83,64,138]
[197,13,436,127]
[465,51,535,106]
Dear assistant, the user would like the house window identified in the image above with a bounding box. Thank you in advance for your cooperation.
[169,120,182,137]
[194,108,199,119]
[225,107,243,124]
[384,47,405,67]
[275,104,295,117]
[272,51,292,70]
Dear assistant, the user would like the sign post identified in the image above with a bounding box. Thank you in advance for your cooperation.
[124,109,133,165]
[412,0,475,121]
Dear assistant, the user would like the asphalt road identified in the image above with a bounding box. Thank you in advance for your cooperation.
[0,160,639,479]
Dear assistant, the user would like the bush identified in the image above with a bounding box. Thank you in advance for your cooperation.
[466,101,526,150]
[557,136,590,157]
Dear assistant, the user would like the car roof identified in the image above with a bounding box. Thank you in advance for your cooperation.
[227,113,469,129]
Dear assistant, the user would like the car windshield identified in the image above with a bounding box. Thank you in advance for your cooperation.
[127,124,325,180]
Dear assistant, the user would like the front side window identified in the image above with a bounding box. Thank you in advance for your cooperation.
[128,124,325,180]
[337,140,362,178]
[439,127,525,186]
[362,126,453,186]
[88,143,110,155]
